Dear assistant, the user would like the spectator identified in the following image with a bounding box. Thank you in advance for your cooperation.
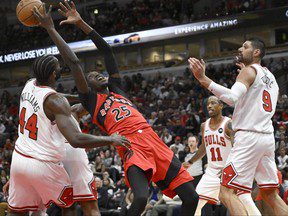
[170,136,184,153]
[277,148,288,171]
[95,177,109,209]
[103,150,113,167]
[160,128,172,145]
[184,136,205,187]
[93,155,106,176]
[148,194,182,216]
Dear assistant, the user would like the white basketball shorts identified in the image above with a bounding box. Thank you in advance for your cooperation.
[62,144,97,202]
[8,149,73,212]
[221,131,278,192]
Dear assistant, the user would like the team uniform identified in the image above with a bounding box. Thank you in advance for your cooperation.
[196,117,232,204]
[62,117,97,202]
[80,78,193,198]
[221,64,279,192]
[8,79,73,212]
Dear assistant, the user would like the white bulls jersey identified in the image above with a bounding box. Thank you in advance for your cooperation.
[233,64,279,133]
[15,79,66,162]
[203,117,232,174]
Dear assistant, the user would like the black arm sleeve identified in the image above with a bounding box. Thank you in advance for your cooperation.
[78,88,97,116]
[88,30,119,76]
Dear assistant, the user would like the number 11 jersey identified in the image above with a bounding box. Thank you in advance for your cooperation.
[203,116,232,174]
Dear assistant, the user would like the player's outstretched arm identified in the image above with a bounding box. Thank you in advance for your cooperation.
[188,123,206,164]
[59,93,80,103]
[58,0,120,78]
[225,120,235,146]
[33,3,89,94]
[44,93,131,149]
[188,57,255,106]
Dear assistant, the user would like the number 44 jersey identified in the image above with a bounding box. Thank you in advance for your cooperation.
[232,64,279,134]
[203,117,232,174]
[15,79,66,162]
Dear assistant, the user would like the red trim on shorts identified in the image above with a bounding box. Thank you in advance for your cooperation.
[73,197,97,202]
[198,194,218,205]
[45,200,53,208]
[227,182,252,193]
[9,204,38,212]
[236,190,250,196]
[57,186,74,208]
[258,183,279,189]
[15,148,33,159]
[74,194,95,197]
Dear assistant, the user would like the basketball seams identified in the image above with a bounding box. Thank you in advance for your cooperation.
[17,0,41,17]
[22,4,43,24]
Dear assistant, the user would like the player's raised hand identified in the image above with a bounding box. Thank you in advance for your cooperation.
[32,3,54,30]
[236,62,245,73]
[58,0,82,26]
[188,57,206,81]
[110,133,131,150]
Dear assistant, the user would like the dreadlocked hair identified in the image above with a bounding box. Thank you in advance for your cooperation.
[32,55,58,84]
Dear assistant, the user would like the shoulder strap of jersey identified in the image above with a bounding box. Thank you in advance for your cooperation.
[204,118,210,132]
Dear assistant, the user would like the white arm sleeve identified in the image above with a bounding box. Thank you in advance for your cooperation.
[208,81,247,106]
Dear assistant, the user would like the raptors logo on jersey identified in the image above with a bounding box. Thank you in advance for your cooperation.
[203,116,232,173]
[92,92,150,135]
[15,78,66,162]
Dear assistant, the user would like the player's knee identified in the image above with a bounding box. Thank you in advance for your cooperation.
[185,190,199,206]
[219,186,231,203]
[79,200,100,216]
[259,188,277,201]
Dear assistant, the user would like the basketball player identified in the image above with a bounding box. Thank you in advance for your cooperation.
[9,7,130,214]
[183,96,261,215]
[33,1,199,215]
[188,38,288,215]
[4,104,102,216]
[61,103,98,216]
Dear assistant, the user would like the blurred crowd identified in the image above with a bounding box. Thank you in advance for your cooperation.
[0,0,287,54]
[0,57,287,215]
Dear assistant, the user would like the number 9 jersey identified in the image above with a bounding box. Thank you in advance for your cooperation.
[15,79,66,162]
[233,64,279,133]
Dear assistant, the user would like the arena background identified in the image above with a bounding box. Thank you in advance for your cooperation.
[0,0,287,215]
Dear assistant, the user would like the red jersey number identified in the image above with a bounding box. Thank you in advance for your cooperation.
[19,107,38,140]
[112,106,131,122]
[210,147,223,161]
[262,90,272,112]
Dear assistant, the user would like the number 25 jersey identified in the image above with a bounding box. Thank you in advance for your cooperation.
[15,79,66,162]
[90,91,150,135]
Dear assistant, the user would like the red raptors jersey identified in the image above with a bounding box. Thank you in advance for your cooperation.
[91,92,150,135]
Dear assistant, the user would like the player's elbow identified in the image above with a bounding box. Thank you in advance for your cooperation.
[220,94,237,107]
[69,141,80,148]
[67,135,82,148]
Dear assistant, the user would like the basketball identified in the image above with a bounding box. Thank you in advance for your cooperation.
[16,0,44,27]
